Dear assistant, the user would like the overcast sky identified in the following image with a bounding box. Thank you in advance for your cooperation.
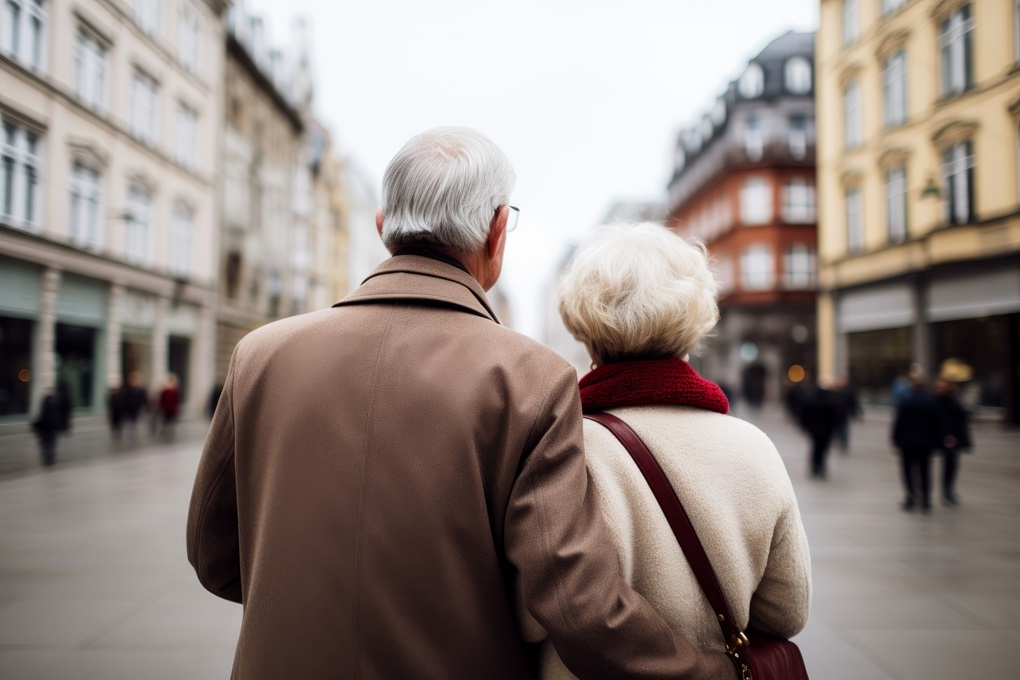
[246,0,819,338]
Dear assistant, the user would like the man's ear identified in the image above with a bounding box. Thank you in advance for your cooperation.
[488,205,509,260]
[375,209,384,239]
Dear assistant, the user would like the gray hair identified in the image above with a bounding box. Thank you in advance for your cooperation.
[380,127,516,253]
[559,223,719,366]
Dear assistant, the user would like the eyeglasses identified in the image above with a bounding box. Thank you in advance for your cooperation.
[506,205,520,232]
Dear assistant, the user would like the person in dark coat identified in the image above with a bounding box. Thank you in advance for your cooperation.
[798,378,839,479]
[934,378,971,506]
[122,371,149,441]
[107,382,125,440]
[892,376,944,513]
[32,382,72,467]
[832,375,861,454]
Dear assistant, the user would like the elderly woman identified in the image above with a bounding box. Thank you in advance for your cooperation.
[531,223,811,678]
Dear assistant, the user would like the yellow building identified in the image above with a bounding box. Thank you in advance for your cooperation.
[816,0,1020,422]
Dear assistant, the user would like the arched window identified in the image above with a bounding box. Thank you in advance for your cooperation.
[784,57,812,94]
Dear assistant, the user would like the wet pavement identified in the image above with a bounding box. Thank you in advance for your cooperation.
[0,405,1017,679]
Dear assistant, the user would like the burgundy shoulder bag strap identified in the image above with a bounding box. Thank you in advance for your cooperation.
[584,411,809,680]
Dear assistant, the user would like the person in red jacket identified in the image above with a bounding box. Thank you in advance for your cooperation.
[157,373,181,440]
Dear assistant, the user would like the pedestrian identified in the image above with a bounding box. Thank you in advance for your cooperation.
[122,371,149,442]
[539,223,810,678]
[832,374,861,454]
[31,382,72,467]
[107,381,125,440]
[187,127,736,679]
[206,382,223,420]
[892,372,944,513]
[934,377,971,506]
[157,374,181,440]
[784,375,808,423]
[798,376,839,479]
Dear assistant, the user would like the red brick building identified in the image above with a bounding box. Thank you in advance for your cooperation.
[667,31,818,402]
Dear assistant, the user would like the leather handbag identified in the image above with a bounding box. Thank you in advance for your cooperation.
[585,412,809,680]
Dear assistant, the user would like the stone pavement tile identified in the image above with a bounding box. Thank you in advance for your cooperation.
[88,596,241,651]
[819,596,984,630]
[794,619,900,679]
[851,629,1020,680]
[0,651,71,680]
[3,649,234,680]
[0,599,141,646]
[940,594,1020,627]
[14,564,189,602]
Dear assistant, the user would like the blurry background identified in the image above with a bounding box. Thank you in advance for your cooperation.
[1,0,1018,678]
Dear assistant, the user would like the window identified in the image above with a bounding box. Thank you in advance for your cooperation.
[739,63,764,99]
[0,120,41,231]
[1,0,46,70]
[883,50,907,128]
[783,244,816,289]
[69,164,102,249]
[885,166,907,243]
[170,203,192,277]
[675,144,686,172]
[741,245,774,290]
[174,103,197,169]
[788,115,808,159]
[846,186,864,252]
[843,0,859,45]
[74,29,107,112]
[134,0,160,37]
[882,0,906,16]
[178,5,198,72]
[939,5,974,97]
[844,80,862,149]
[745,115,763,162]
[125,187,152,265]
[715,257,734,294]
[783,179,816,223]
[740,177,773,225]
[941,141,974,225]
[784,57,812,94]
[130,70,159,145]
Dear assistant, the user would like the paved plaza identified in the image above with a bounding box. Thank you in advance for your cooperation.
[0,405,1017,679]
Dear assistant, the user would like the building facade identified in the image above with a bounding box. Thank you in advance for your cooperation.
[216,2,313,380]
[816,0,1020,422]
[667,31,818,401]
[1,0,227,422]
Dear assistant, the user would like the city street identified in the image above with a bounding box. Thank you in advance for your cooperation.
[0,407,1017,679]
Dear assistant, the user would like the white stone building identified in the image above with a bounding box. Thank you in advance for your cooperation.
[0,0,228,423]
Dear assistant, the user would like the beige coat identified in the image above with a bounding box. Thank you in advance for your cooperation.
[530,405,811,679]
[187,255,736,679]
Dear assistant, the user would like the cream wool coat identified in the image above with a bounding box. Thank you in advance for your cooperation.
[526,405,811,679]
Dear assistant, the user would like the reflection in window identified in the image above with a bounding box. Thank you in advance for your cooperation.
[741,245,774,290]
[740,177,773,225]
[885,166,907,243]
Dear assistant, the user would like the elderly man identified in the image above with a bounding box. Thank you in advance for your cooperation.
[187,127,736,679]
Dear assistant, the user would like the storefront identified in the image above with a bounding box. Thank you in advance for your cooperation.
[54,274,108,414]
[0,258,40,418]
[838,282,916,403]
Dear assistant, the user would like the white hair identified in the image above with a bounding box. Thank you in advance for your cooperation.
[380,127,516,253]
[558,222,719,366]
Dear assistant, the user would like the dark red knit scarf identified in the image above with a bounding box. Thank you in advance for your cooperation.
[578,359,729,415]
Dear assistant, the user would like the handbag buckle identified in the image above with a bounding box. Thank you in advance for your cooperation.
[726,631,750,653]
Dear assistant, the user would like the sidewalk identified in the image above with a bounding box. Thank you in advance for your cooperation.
[0,419,210,479]
[0,403,1016,679]
[737,403,1020,680]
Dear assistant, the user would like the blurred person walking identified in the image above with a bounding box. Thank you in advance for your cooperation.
[187,128,737,680]
[107,381,125,440]
[31,382,72,467]
[892,373,944,513]
[543,223,811,679]
[934,377,971,506]
[122,371,149,442]
[157,374,181,440]
[798,377,839,479]
[832,375,861,454]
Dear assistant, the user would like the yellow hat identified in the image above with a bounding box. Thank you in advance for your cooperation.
[939,358,973,383]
